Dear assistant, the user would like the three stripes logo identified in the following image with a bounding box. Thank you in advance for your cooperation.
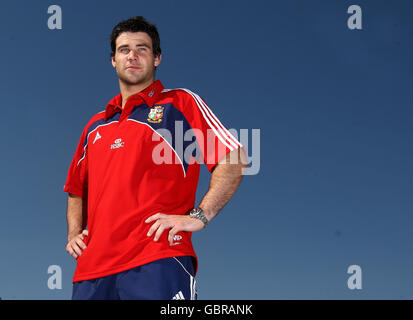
[172,291,185,300]
[182,89,243,152]
[161,88,243,152]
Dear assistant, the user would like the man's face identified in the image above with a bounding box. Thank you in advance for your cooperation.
[111,31,161,86]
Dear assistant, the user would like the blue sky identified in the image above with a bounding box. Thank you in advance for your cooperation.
[0,0,412,299]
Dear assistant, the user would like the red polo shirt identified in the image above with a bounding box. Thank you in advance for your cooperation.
[64,80,244,282]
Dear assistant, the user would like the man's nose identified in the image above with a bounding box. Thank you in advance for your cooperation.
[127,49,139,60]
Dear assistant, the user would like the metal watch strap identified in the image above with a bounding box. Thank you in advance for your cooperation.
[189,207,209,227]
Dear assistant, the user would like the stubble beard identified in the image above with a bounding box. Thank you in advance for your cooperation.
[117,67,154,87]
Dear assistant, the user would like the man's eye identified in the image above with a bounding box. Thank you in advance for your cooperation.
[120,48,130,53]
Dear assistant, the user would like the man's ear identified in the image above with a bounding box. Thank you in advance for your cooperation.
[111,55,116,68]
[154,54,162,68]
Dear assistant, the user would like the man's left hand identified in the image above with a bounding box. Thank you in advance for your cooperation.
[145,213,205,245]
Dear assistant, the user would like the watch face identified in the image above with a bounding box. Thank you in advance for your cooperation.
[190,208,208,226]
[191,208,202,216]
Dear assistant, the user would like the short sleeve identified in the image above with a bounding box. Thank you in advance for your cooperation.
[182,90,245,172]
[63,126,89,197]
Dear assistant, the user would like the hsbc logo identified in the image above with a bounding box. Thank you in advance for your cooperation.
[111,138,124,150]
[170,234,183,246]
[173,235,182,241]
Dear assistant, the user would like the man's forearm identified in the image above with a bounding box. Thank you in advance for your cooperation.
[67,193,85,241]
[144,148,247,243]
[198,148,248,222]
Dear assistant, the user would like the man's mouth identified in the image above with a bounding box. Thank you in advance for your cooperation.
[126,66,141,70]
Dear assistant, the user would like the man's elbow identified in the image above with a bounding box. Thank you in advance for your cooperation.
[216,148,248,176]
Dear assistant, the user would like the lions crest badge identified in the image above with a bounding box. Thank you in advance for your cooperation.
[147,106,164,123]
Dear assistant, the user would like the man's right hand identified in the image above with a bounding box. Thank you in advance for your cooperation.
[66,229,88,259]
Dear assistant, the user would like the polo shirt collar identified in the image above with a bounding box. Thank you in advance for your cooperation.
[105,80,164,121]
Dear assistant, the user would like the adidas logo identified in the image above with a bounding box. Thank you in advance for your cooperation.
[172,291,185,300]
[93,131,102,144]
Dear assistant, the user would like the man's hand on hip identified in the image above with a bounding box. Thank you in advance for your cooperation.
[145,213,204,246]
[66,229,88,259]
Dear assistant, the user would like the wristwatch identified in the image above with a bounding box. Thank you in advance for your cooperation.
[189,207,209,227]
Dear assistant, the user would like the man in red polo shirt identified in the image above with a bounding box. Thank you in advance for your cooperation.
[64,16,246,300]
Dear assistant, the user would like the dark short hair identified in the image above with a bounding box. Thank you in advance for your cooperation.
[110,16,161,58]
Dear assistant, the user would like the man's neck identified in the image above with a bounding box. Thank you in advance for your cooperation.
[119,78,154,108]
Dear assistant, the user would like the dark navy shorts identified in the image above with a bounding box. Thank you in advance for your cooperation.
[72,256,197,300]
